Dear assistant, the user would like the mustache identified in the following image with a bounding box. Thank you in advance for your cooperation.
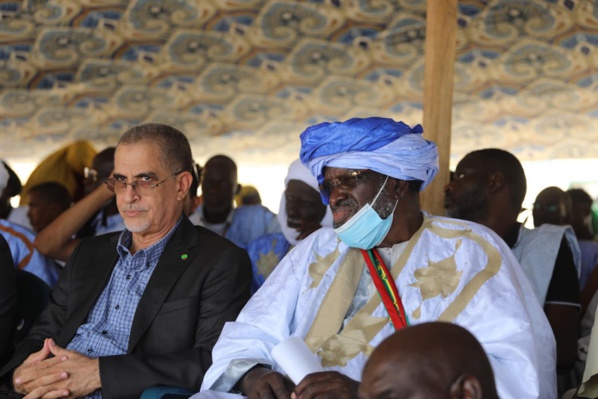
[331,198,358,212]
[120,205,147,212]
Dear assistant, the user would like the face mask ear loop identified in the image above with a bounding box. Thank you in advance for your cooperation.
[370,175,389,207]
[390,197,399,215]
[380,177,400,220]
[392,183,405,213]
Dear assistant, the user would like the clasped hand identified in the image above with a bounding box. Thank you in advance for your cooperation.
[13,338,100,399]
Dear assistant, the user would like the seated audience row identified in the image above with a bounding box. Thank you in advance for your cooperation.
[1,117,596,399]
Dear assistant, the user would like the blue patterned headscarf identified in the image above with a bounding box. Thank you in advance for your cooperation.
[300,117,438,204]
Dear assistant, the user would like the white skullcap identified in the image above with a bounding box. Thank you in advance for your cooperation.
[277,159,333,245]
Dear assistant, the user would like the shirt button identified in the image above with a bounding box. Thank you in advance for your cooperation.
[87,348,93,353]
[101,330,107,335]
[115,305,120,310]
[126,275,131,280]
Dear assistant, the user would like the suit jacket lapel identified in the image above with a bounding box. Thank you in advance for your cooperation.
[128,218,200,351]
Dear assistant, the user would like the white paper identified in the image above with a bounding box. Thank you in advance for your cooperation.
[271,337,324,384]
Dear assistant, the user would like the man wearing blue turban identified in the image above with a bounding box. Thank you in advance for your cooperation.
[197,118,556,399]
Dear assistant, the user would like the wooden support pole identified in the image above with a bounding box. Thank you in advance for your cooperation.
[420,0,458,216]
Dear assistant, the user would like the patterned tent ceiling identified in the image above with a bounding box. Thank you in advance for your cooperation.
[0,0,597,168]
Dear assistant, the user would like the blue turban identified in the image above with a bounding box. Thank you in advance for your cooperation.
[300,117,438,204]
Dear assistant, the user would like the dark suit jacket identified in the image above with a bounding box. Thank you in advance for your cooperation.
[0,217,252,398]
[0,234,17,368]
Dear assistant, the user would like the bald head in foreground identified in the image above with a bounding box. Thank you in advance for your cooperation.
[360,322,498,399]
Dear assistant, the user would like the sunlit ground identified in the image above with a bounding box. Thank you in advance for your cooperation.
[10,158,598,228]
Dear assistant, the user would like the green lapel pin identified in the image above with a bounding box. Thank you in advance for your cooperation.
[181,254,188,260]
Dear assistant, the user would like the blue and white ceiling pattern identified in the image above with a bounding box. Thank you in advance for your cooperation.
[0,0,597,165]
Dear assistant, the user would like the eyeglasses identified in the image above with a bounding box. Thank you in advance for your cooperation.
[318,169,373,202]
[104,171,184,195]
[84,167,99,183]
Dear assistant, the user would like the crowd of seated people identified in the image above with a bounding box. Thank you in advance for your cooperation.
[0,118,597,399]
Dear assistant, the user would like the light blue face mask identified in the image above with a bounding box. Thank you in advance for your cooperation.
[333,176,398,249]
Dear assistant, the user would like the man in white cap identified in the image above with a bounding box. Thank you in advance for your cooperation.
[197,117,556,399]
[245,159,332,293]
[0,162,59,287]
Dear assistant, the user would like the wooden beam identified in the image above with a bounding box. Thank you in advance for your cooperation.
[420,0,458,216]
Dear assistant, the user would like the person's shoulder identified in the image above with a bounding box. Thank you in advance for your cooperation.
[192,223,246,251]
[422,216,512,252]
[234,204,275,218]
[425,215,498,237]
[0,218,35,240]
[521,223,573,246]
[94,212,125,235]
[7,205,33,231]
[531,223,570,235]
[578,239,598,251]
[246,232,286,251]
[291,226,339,255]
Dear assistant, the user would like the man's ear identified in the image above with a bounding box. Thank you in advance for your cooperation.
[449,374,482,399]
[177,171,193,201]
[393,179,409,199]
[488,171,505,193]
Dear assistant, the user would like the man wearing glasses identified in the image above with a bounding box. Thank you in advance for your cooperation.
[198,117,556,399]
[1,123,252,398]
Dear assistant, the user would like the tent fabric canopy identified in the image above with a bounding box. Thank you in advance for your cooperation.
[0,0,596,166]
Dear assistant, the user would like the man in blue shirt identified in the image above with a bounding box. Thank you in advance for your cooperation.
[192,155,280,247]
[1,123,252,398]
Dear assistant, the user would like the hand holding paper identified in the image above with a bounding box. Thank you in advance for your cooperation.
[271,337,324,384]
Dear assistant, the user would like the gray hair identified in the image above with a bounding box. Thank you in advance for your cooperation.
[118,123,193,174]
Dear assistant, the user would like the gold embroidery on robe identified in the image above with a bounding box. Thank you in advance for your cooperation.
[308,241,340,288]
[409,240,463,319]
[304,217,501,367]
[256,238,281,279]
[314,312,390,367]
